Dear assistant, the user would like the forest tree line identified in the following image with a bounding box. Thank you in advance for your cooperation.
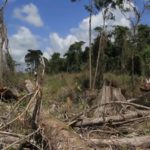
[25,24,150,77]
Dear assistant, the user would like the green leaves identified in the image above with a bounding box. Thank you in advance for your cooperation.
[64,41,85,72]
[94,0,123,10]
[48,52,65,74]
[25,49,43,72]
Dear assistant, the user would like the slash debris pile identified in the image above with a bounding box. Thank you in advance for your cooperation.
[1,56,150,150]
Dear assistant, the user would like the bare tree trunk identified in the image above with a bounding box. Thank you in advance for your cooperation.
[131,39,135,96]
[0,9,4,86]
[129,2,144,96]
[121,34,127,73]
[0,1,9,85]
[92,13,106,89]
[0,43,3,85]
[89,0,92,89]
[92,34,104,89]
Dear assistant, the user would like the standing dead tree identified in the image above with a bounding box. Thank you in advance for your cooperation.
[0,0,14,86]
[92,2,116,89]
[120,0,150,95]
[88,0,93,89]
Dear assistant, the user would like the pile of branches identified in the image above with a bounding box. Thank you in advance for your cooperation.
[67,86,150,149]
[0,22,149,149]
[0,39,150,149]
[0,56,48,150]
[1,69,150,150]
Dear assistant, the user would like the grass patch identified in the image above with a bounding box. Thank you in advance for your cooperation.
[104,73,142,98]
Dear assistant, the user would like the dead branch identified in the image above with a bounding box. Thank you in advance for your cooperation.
[87,129,119,138]
[0,131,23,138]
[0,89,39,130]
[7,93,33,117]
[112,115,150,126]
[97,101,150,110]
[0,136,19,144]
[69,101,150,126]
[2,128,40,150]
[70,105,98,123]
[72,110,150,127]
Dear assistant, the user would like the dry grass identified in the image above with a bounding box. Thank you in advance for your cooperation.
[104,73,142,98]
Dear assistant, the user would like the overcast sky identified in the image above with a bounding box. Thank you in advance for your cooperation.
[4,0,150,66]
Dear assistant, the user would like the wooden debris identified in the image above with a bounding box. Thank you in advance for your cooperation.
[38,111,93,150]
[1,53,150,149]
[90,135,150,148]
[73,110,150,127]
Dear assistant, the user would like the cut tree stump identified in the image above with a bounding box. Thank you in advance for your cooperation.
[94,85,126,117]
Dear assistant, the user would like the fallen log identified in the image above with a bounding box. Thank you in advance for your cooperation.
[90,135,150,148]
[112,115,150,126]
[73,110,150,127]
[69,101,150,126]
[0,131,23,138]
[38,111,93,150]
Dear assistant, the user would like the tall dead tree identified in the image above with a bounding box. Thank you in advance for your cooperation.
[0,0,10,85]
[0,8,4,85]
[92,8,108,89]
[120,0,150,95]
[92,0,123,89]
[89,0,93,89]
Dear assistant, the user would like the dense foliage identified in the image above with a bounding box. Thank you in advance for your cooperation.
[24,25,150,78]
[40,25,149,76]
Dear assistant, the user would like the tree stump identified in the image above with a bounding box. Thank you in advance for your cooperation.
[94,85,127,117]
